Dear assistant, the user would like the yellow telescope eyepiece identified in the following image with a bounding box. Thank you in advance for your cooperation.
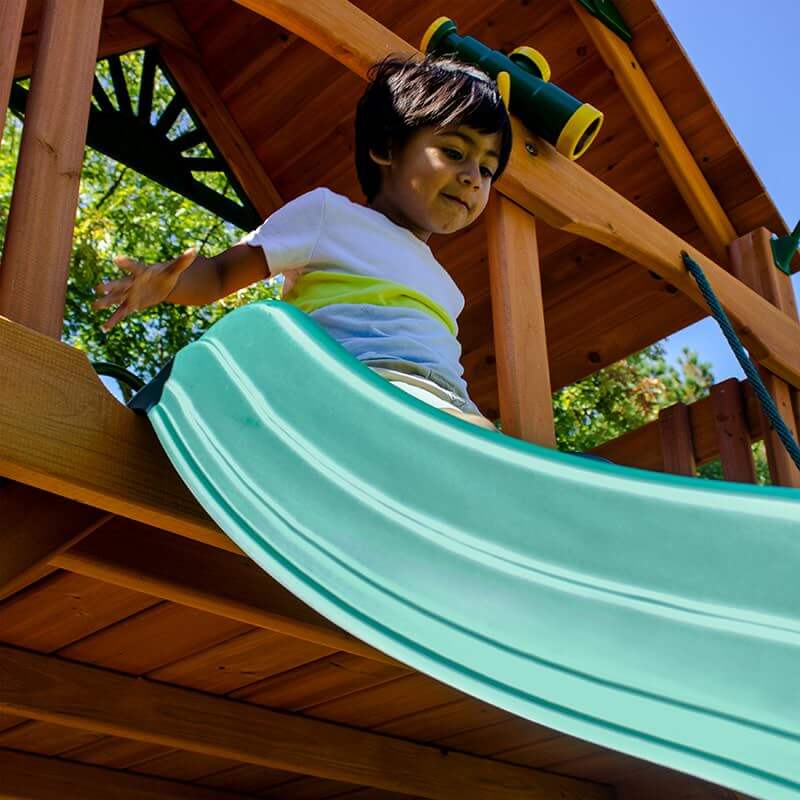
[419,17,603,160]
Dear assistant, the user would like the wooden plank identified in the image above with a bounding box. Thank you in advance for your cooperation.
[486,194,556,445]
[126,2,198,59]
[15,14,159,78]
[658,403,696,475]
[159,44,283,219]
[0,720,104,755]
[232,0,800,391]
[147,629,337,694]
[0,0,26,149]
[0,316,233,552]
[0,644,612,800]
[568,0,737,266]
[710,380,757,484]
[58,602,250,675]
[0,482,110,600]
[0,0,104,337]
[53,519,397,664]
[0,571,159,652]
[231,651,410,710]
[729,230,800,487]
[0,748,252,800]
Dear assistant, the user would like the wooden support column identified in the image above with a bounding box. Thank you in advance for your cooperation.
[729,229,800,487]
[658,403,696,475]
[0,0,104,338]
[486,193,556,446]
[0,0,27,148]
[710,380,757,484]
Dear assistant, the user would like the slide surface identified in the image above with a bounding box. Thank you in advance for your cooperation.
[135,301,800,799]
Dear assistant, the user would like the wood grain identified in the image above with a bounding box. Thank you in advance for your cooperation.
[569,0,737,266]
[0,315,232,551]
[0,0,104,336]
[0,644,611,800]
[54,519,396,663]
[486,194,556,445]
[0,0,26,148]
[0,748,251,800]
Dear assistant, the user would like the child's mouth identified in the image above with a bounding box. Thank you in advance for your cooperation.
[442,194,468,211]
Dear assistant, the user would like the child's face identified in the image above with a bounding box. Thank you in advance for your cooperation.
[369,124,503,241]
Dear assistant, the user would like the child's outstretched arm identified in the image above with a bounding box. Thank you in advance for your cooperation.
[93,244,268,331]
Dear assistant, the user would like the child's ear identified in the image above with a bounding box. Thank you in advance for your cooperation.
[368,145,392,167]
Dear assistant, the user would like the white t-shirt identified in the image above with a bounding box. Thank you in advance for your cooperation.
[239,187,478,409]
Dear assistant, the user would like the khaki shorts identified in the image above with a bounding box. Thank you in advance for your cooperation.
[368,366,497,429]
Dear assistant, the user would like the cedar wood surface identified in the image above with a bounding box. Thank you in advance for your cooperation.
[0,0,780,796]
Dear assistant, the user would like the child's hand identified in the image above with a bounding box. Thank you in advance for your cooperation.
[93,248,198,332]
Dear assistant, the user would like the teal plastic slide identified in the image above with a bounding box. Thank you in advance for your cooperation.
[133,300,800,799]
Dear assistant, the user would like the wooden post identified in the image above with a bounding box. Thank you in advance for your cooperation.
[729,229,800,487]
[659,403,696,475]
[0,0,27,148]
[0,0,104,338]
[710,379,757,484]
[486,193,556,446]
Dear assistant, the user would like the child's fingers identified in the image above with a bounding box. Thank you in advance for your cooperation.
[93,289,127,311]
[94,278,130,298]
[112,255,145,274]
[101,301,131,332]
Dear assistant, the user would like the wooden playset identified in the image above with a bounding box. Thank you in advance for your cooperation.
[1,1,799,798]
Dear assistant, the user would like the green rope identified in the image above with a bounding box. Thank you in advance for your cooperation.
[681,251,800,471]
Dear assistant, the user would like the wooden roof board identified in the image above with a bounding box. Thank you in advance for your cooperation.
[0,561,748,798]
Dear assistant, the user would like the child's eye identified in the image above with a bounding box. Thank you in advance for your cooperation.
[443,147,463,160]
[481,167,494,179]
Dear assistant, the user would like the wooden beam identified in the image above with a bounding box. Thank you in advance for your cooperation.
[568,0,737,266]
[15,15,159,79]
[159,45,283,219]
[0,748,250,800]
[233,0,800,393]
[0,482,110,600]
[0,0,104,337]
[658,403,696,475]
[0,0,26,148]
[710,380,757,484]
[127,3,199,60]
[729,230,800,487]
[486,194,556,445]
[0,315,233,552]
[53,518,397,664]
[0,645,611,800]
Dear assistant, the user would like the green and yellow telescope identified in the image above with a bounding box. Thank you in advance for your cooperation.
[421,17,603,161]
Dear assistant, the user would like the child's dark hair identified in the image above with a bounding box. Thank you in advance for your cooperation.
[355,54,513,202]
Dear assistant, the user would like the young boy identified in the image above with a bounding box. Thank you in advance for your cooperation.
[94,54,512,431]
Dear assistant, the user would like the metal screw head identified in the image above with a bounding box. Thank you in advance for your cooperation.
[525,140,538,156]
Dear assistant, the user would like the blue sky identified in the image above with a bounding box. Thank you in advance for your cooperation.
[652,0,799,379]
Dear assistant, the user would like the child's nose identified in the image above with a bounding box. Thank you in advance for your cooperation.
[458,163,480,186]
